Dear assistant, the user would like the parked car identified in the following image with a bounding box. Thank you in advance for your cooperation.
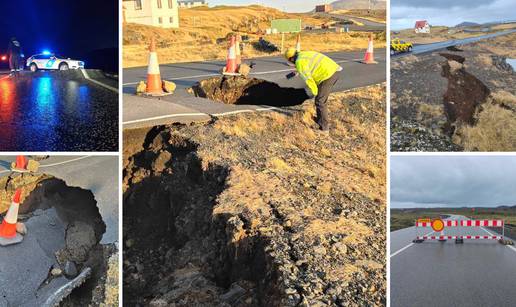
[26,52,84,72]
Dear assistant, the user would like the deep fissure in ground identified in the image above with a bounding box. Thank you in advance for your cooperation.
[123,129,280,306]
[440,53,491,136]
[190,76,309,106]
[16,176,112,306]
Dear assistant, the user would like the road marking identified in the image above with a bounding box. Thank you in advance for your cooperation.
[80,69,119,93]
[123,107,281,126]
[0,156,91,174]
[122,58,367,86]
[390,230,434,257]
[480,226,516,253]
[123,112,210,125]
[39,156,91,168]
[122,83,381,127]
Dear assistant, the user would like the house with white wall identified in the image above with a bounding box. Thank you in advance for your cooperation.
[414,20,430,33]
[178,0,207,8]
[123,0,179,28]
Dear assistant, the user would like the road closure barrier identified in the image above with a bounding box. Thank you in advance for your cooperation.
[413,218,509,244]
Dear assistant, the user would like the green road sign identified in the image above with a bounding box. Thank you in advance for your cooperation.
[271,19,301,33]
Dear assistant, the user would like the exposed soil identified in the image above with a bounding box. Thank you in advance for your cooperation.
[190,76,309,106]
[0,173,115,306]
[440,53,491,135]
[124,85,386,306]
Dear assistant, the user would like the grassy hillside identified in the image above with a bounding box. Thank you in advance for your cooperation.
[123,5,385,67]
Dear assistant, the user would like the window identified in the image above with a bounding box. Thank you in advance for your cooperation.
[168,0,173,9]
[135,0,142,10]
[169,17,173,24]
[158,17,163,24]
[157,0,162,8]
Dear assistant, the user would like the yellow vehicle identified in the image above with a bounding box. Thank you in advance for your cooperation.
[391,38,413,55]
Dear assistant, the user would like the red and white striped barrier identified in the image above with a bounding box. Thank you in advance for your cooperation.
[416,235,502,240]
[416,220,504,228]
[414,218,506,244]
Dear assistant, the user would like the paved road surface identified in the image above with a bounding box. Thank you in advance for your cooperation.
[123,50,386,129]
[390,215,516,307]
[0,156,118,306]
[0,70,118,151]
[396,29,516,56]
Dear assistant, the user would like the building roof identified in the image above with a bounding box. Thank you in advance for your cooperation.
[415,20,428,28]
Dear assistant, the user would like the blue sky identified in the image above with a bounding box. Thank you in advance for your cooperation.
[391,0,515,30]
[209,0,330,13]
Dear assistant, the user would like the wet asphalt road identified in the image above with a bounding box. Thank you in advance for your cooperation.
[0,71,118,151]
[390,215,516,307]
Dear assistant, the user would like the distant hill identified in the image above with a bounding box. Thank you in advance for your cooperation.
[330,0,386,10]
[455,21,480,27]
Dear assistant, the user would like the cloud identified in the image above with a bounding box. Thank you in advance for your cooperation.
[391,0,515,29]
[390,156,516,208]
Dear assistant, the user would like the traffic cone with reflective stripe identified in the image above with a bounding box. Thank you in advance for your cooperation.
[145,37,165,95]
[295,33,301,52]
[11,155,28,172]
[361,34,378,64]
[235,35,242,66]
[0,189,24,246]
[223,36,239,75]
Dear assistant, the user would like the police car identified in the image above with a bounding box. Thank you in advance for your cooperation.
[26,51,84,72]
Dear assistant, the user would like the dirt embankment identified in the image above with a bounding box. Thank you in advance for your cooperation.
[123,85,386,306]
[0,173,117,306]
[391,33,516,151]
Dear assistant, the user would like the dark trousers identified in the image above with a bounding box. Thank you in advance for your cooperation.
[9,54,21,71]
[315,72,340,131]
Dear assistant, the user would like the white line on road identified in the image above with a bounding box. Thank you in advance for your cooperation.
[122,58,366,86]
[123,112,210,125]
[80,69,119,93]
[0,156,91,174]
[480,226,516,254]
[122,83,381,126]
[390,230,434,258]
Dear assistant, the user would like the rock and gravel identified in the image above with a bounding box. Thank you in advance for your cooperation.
[123,84,386,306]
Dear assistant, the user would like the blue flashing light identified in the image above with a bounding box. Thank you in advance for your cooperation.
[42,50,51,55]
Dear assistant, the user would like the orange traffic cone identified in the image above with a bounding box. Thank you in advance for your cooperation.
[11,155,28,172]
[295,33,301,52]
[235,35,242,66]
[0,189,24,246]
[145,37,165,96]
[362,34,377,64]
[223,35,239,75]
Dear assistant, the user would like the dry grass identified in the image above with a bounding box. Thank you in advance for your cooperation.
[304,217,372,243]
[123,5,385,67]
[454,102,516,151]
[100,253,119,307]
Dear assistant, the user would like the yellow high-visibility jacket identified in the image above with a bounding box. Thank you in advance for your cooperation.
[295,51,340,96]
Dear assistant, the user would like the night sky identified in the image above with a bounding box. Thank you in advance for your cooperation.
[1,0,117,67]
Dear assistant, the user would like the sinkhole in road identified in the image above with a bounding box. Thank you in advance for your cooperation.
[1,174,111,306]
[123,129,277,306]
[190,76,309,106]
[440,53,491,135]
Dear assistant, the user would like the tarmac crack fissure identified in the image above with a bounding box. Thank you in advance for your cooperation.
[123,129,281,306]
[440,53,491,136]
[190,76,309,106]
[1,174,113,306]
